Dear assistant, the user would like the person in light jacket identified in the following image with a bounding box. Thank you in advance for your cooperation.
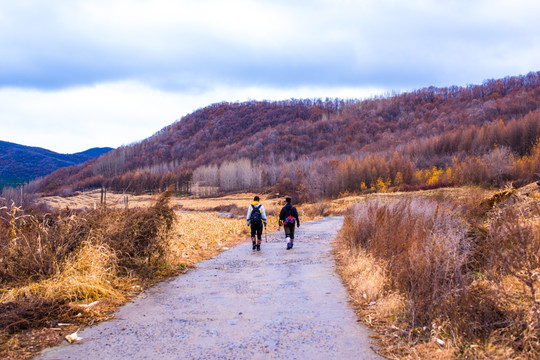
[246,196,267,251]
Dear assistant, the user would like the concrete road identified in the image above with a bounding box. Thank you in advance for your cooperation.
[37,217,384,360]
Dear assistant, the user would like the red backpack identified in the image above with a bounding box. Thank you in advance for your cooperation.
[284,206,296,225]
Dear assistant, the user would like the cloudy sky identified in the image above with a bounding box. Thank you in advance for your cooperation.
[1,0,539,153]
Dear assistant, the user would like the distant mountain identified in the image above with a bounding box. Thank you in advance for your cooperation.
[74,147,113,158]
[0,141,112,187]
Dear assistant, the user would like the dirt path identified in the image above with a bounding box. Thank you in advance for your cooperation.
[37,217,384,359]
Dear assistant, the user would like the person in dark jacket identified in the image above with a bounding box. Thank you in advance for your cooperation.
[279,197,300,249]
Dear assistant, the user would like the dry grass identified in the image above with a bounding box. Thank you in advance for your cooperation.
[0,189,256,359]
[335,248,406,321]
[177,193,265,211]
[335,184,540,359]
[41,191,272,212]
[40,191,328,224]
[308,186,490,216]
[39,189,157,210]
[1,240,123,304]
[165,211,249,265]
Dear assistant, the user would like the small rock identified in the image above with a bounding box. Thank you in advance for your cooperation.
[65,330,83,344]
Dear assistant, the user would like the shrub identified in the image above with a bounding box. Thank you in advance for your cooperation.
[343,199,473,328]
[338,188,540,357]
[0,297,71,334]
[481,201,540,355]
[0,189,176,335]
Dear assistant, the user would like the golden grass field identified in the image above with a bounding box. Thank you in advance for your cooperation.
[39,191,330,235]
[39,185,486,219]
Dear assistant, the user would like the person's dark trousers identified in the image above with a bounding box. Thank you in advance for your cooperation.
[251,222,263,245]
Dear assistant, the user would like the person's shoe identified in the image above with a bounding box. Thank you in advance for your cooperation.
[252,241,256,250]
[286,243,292,250]
[290,243,294,249]
[256,244,261,251]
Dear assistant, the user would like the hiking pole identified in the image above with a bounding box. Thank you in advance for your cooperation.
[265,224,268,243]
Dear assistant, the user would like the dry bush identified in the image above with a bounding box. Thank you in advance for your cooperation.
[337,186,540,358]
[480,200,540,356]
[343,199,473,328]
[0,190,176,333]
[448,186,540,356]
[0,189,175,287]
[0,206,89,284]
[1,240,123,305]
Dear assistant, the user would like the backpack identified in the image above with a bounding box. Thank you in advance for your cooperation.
[250,205,262,225]
[285,215,296,225]
[284,206,296,225]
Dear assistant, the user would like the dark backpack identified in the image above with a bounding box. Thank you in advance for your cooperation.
[250,205,262,225]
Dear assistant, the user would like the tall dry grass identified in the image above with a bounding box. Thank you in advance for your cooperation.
[478,199,540,356]
[0,188,253,360]
[1,189,174,293]
[336,187,540,359]
[340,199,473,325]
[0,190,175,324]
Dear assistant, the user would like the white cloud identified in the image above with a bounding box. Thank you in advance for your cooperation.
[2,0,539,90]
[0,0,539,152]
[0,82,179,153]
[0,81,384,153]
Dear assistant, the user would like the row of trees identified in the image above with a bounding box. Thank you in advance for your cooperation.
[185,109,540,200]
[405,111,540,166]
[192,158,281,195]
[187,141,538,201]
[260,143,538,201]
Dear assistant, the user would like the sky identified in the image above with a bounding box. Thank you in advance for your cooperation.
[1,0,539,154]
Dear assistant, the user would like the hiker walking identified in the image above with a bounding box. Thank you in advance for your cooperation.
[246,196,267,251]
[279,197,300,250]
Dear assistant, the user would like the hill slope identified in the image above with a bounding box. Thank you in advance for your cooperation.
[0,141,112,187]
[34,71,540,195]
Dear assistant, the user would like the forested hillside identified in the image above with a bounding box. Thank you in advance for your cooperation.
[0,141,112,188]
[33,72,540,198]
